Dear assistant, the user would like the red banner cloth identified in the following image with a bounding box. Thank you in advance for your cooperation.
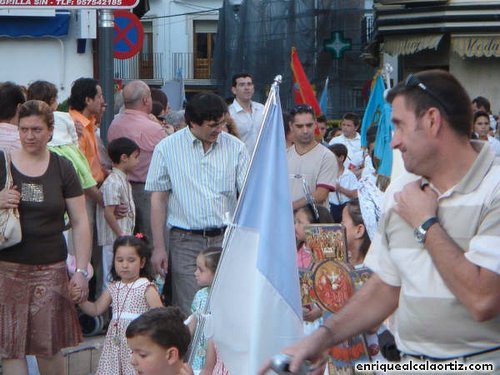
[290,47,321,116]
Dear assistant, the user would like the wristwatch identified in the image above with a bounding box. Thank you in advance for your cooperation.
[75,268,89,279]
[414,217,439,244]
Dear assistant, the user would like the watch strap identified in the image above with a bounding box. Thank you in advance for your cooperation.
[420,216,439,231]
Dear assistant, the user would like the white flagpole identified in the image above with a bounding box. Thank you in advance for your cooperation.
[187,75,284,365]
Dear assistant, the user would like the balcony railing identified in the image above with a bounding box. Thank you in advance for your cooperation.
[172,52,212,80]
[114,52,214,83]
[114,52,164,81]
[171,52,193,79]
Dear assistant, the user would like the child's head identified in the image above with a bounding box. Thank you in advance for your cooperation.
[332,126,343,138]
[294,204,333,243]
[341,199,371,264]
[107,137,140,170]
[126,307,191,375]
[473,110,491,139]
[110,234,155,283]
[329,143,348,168]
[195,246,222,287]
[27,80,58,111]
[340,112,360,138]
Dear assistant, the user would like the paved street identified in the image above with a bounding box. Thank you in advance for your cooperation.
[0,335,105,375]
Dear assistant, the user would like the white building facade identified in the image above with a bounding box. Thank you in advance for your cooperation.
[0,9,96,100]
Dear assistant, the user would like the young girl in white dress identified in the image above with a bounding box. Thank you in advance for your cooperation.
[78,234,163,375]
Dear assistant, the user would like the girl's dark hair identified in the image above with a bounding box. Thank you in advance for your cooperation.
[109,235,155,282]
[27,80,58,105]
[296,203,334,225]
[224,113,241,139]
[345,198,371,258]
[200,246,222,274]
[295,204,334,249]
[151,88,168,110]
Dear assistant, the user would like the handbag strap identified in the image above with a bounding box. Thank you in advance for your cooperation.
[2,150,13,190]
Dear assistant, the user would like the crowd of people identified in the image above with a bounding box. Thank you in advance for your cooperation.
[0,69,498,375]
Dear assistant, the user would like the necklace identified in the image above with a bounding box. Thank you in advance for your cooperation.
[112,279,138,346]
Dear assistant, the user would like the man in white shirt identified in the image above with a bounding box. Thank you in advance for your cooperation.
[228,73,265,154]
[329,112,364,173]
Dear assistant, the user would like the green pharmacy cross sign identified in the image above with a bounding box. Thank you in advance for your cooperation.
[324,31,352,59]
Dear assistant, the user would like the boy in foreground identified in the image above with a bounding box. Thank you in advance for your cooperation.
[126,307,194,375]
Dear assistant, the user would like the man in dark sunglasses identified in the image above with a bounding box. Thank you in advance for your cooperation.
[287,104,337,210]
[260,70,500,373]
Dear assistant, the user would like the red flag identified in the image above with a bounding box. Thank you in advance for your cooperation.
[291,47,321,116]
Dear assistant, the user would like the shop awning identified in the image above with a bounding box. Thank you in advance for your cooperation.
[383,34,443,56]
[0,11,70,37]
[452,35,500,58]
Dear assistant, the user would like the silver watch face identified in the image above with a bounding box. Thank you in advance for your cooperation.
[77,269,89,277]
[414,227,426,244]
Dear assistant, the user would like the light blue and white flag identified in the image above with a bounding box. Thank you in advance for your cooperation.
[161,68,186,111]
[360,74,393,176]
[374,102,393,177]
[360,74,386,148]
[207,78,303,374]
[319,77,329,115]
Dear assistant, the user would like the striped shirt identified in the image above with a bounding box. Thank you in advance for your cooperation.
[365,141,500,358]
[96,168,135,246]
[145,127,249,229]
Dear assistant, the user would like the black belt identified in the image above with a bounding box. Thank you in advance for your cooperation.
[129,181,145,184]
[405,346,500,362]
[171,226,226,237]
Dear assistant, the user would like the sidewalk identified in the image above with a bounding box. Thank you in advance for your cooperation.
[0,335,105,375]
[63,334,105,375]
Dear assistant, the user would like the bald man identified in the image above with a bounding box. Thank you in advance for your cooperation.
[108,80,166,240]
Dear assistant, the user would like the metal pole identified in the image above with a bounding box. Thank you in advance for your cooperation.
[98,9,115,146]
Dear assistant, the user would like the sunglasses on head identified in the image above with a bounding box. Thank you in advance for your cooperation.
[404,74,450,114]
